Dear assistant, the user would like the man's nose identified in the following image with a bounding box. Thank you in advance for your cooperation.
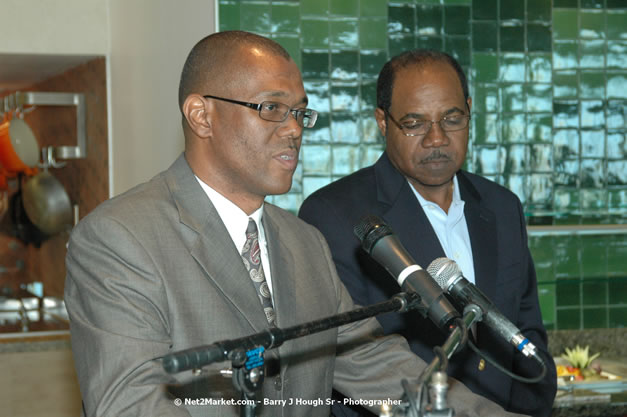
[421,120,449,147]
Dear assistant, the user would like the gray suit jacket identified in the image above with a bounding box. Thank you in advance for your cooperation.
[65,154,526,417]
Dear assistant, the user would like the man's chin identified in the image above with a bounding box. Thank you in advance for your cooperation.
[265,179,294,197]
[410,174,456,189]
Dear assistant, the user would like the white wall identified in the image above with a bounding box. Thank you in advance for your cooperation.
[107,0,215,195]
[0,0,216,197]
[0,0,109,55]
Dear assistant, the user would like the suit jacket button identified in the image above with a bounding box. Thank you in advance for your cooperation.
[478,358,486,371]
[274,376,282,391]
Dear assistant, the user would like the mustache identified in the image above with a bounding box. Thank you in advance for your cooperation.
[421,150,451,163]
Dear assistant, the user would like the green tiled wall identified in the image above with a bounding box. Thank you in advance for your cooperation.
[218,0,627,329]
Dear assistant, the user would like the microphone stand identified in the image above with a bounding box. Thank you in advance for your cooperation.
[391,305,483,417]
[162,292,423,417]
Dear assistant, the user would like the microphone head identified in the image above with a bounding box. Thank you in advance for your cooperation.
[353,215,393,254]
[427,257,461,290]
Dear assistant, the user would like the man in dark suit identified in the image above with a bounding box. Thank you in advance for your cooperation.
[64,33,524,417]
[299,50,557,417]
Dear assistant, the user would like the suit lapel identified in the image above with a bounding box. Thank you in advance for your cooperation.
[457,172,499,305]
[262,210,298,363]
[164,154,271,334]
[374,153,446,270]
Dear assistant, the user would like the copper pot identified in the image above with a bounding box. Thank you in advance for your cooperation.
[0,115,39,176]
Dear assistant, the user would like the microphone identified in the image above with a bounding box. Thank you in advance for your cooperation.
[427,257,539,359]
[354,215,459,330]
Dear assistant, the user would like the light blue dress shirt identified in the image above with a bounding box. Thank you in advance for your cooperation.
[409,176,476,284]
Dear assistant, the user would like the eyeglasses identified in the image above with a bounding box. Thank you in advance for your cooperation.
[385,111,471,137]
[203,95,318,128]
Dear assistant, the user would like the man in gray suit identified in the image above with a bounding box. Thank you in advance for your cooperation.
[65,31,526,417]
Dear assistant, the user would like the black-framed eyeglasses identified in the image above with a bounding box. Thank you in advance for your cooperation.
[203,95,318,128]
[385,111,471,137]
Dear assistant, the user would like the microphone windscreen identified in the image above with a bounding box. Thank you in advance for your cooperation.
[353,215,393,253]
[427,257,460,289]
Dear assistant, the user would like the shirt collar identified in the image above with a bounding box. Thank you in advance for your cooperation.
[195,176,264,252]
[411,175,463,209]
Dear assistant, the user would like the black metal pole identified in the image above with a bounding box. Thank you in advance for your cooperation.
[162,291,422,374]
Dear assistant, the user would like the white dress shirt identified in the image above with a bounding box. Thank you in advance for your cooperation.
[195,177,274,299]
[409,176,476,284]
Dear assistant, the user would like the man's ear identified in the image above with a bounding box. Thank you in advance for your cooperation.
[183,94,212,138]
[374,107,387,138]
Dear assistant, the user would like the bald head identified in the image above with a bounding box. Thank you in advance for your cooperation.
[178,31,292,111]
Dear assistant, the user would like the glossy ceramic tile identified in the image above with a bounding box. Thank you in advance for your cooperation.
[332,145,360,175]
[607,41,627,69]
[500,0,524,20]
[472,22,498,51]
[527,113,553,142]
[330,114,360,144]
[300,0,329,17]
[388,4,415,35]
[218,2,240,31]
[583,307,608,328]
[359,18,388,49]
[301,18,330,49]
[330,20,359,48]
[330,84,360,112]
[330,0,359,17]
[528,24,552,52]
[554,0,578,7]
[240,3,271,33]
[271,3,300,33]
[471,0,497,20]
[500,24,525,52]
[553,9,579,39]
[608,307,627,328]
[444,6,470,36]
[444,37,471,67]
[501,113,526,142]
[218,0,627,329]
[360,0,388,18]
[360,51,388,79]
[580,40,605,68]
[556,280,581,306]
[553,40,579,70]
[606,11,627,40]
[302,52,330,80]
[472,113,500,144]
[330,50,359,81]
[527,0,552,22]
[582,0,605,9]
[557,308,581,330]
[302,144,330,175]
[580,10,605,39]
[418,5,443,36]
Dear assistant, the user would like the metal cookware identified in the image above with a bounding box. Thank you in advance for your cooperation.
[21,168,72,236]
[7,183,48,247]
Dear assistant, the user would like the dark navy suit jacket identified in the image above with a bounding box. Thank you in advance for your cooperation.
[299,152,556,417]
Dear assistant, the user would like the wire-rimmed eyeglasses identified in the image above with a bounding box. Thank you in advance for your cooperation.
[385,111,471,137]
[203,95,318,128]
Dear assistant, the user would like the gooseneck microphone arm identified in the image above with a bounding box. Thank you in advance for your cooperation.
[353,215,460,330]
[162,292,422,374]
[427,257,548,383]
[417,305,482,385]
[427,257,541,359]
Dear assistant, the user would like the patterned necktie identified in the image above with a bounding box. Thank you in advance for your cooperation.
[241,218,276,327]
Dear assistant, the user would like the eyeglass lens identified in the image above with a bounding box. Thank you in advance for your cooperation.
[392,114,469,136]
[259,102,317,128]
